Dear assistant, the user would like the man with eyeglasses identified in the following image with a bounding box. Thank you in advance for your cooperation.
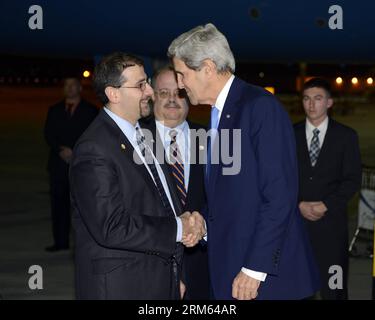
[69,52,205,299]
[140,66,209,299]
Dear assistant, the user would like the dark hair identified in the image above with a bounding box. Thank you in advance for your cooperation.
[151,65,175,87]
[151,65,188,101]
[303,77,332,97]
[93,52,144,104]
[63,77,81,85]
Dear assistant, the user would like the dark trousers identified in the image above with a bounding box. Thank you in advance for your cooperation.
[317,255,349,300]
[49,170,71,248]
[184,245,210,300]
[308,224,349,300]
[209,284,215,300]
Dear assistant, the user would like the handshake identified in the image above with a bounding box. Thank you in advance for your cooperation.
[180,211,206,247]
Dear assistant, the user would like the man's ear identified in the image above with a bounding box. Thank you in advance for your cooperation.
[105,86,118,104]
[327,97,333,109]
[202,59,216,78]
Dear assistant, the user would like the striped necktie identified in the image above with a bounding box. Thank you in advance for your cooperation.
[168,129,187,207]
[135,127,175,217]
[309,128,320,167]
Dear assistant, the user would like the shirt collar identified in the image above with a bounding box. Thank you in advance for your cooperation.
[155,120,188,142]
[104,107,138,142]
[306,116,329,136]
[214,74,235,112]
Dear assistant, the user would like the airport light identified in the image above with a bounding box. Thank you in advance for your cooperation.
[83,70,91,78]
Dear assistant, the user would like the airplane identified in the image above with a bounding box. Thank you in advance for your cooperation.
[0,0,374,64]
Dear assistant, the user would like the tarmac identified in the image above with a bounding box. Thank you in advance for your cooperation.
[0,180,373,299]
[0,85,373,300]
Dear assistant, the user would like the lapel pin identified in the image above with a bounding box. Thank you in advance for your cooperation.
[226,114,231,119]
[120,143,126,150]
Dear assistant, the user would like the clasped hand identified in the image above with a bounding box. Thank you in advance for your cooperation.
[299,201,327,221]
[180,211,206,247]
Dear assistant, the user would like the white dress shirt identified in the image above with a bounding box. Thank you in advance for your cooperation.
[305,116,329,150]
[155,120,190,191]
[104,107,183,242]
[212,75,267,282]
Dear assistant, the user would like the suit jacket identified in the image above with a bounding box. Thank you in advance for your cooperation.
[294,118,361,269]
[69,109,184,300]
[205,77,320,300]
[140,118,210,299]
[44,99,98,176]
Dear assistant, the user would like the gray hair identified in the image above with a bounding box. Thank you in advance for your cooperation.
[167,23,235,74]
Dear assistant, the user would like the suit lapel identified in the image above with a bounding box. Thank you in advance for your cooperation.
[99,110,160,197]
[118,134,159,191]
[187,122,206,200]
[297,122,313,170]
[207,78,242,197]
[313,118,334,170]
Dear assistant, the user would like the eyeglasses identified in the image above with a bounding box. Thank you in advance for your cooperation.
[114,78,151,92]
[156,89,187,99]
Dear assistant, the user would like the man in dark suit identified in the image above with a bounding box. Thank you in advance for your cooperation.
[44,77,98,252]
[140,66,210,299]
[295,77,362,300]
[168,23,320,300]
[69,52,205,299]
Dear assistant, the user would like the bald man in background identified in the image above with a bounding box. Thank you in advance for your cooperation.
[141,66,210,299]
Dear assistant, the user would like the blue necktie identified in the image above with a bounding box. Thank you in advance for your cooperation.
[210,106,219,133]
[206,106,219,178]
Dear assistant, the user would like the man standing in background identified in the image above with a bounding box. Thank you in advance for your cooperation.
[141,66,210,299]
[44,77,98,252]
[295,77,362,299]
